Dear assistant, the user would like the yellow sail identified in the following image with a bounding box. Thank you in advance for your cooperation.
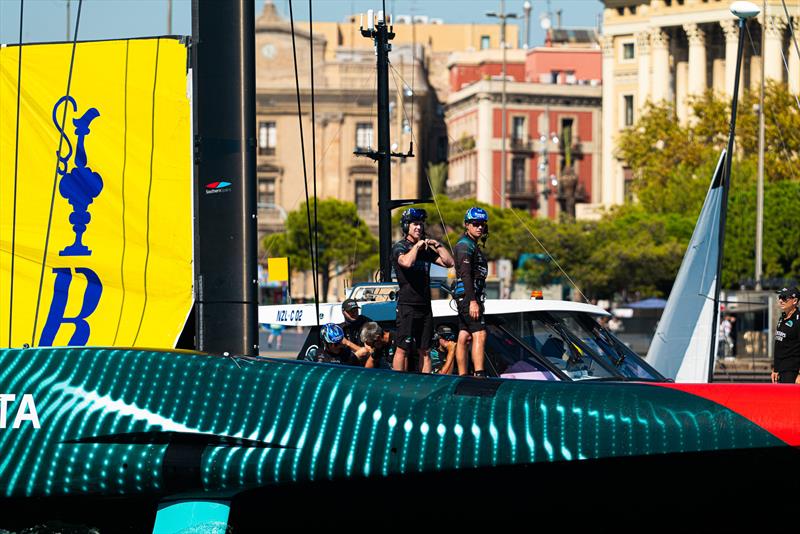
[0,38,192,349]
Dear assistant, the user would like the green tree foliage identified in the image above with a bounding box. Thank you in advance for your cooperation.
[263,198,378,300]
[514,84,799,299]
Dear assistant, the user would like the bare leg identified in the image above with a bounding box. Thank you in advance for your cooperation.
[393,346,408,371]
[471,330,487,374]
[456,330,470,376]
[419,349,432,373]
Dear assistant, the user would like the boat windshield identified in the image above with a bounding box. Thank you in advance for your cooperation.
[549,312,664,381]
[497,310,665,381]
[484,325,561,381]
[500,312,617,381]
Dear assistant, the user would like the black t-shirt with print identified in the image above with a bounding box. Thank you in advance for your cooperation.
[774,309,800,372]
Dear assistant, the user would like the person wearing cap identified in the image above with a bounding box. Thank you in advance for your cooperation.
[453,207,489,377]
[771,287,800,384]
[339,298,372,355]
[429,324,459,375]
[391,208,453,372]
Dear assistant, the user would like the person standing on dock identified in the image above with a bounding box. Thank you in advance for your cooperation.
[771,287,800,384]
[391,208,454,372]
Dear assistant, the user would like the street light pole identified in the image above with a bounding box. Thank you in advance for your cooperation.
[487,2,517,209]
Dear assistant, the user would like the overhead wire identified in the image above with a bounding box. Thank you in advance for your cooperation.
[288,0,320,311]
[308,0,321,327]
[31,0,84,346]
[131,38,161,347]
[388,64,589,302]
[745,23,798,181]
[7,0,24,348]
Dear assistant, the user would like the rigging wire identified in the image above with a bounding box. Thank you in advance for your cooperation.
[31,0,83,346]
[780,0,800,109]
[7,0,24,349]
[309,0,321,328]
[745,24,798,182]
[259,73,377,265]
[388,64,590,302]
[112,40,131,346]
[388,64,453,254]
[288,0,320,312]
[131,38,161,347]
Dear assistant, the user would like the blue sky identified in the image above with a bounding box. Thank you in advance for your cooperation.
[1,0,603,46]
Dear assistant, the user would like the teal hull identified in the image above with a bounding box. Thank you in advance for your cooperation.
[0,347,790,500]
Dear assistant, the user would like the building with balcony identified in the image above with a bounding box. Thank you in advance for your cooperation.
[255,2,441,299]
[445,30,602,219]
[601,0,800,207]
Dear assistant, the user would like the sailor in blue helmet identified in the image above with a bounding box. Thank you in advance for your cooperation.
[306,323,359,366]
[391,208,454,372]
[453,207,489,377]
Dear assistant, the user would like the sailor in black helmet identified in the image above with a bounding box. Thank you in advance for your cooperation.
[771,286,800,384]
[453,207,489,377]
[391,208,453,372]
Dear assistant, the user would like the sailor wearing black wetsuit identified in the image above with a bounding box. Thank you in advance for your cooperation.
[391,208,454,372]
[771,286,800,384]
[453,207,489,377]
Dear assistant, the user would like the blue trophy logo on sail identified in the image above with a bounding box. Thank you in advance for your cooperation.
[39,97,104,347]
[52,96,103,256]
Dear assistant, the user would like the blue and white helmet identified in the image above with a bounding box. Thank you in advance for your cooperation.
[321,323,345,345]
[464,206,488,224]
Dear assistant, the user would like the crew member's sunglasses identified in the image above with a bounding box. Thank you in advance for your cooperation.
[468,220,487,227]
[778,295,795,301]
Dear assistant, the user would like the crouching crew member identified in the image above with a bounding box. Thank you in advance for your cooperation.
[391,208,454,372]
[307,323,360,366]
[430,324,458,375]
[360,321,395,369]
[453,207,489,377]
[339,298,372,353]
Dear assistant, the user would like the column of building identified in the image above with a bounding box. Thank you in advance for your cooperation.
[763,15,787,83]
[601,35,620,205]
[650,28,671,102]
[791,18,800,95]
[636,31,651,108]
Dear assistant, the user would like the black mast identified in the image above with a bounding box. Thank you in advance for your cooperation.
[358,10,417,282]
[191,0,258,356]
[708,12,749,382]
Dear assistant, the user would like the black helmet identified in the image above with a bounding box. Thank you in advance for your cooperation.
[432,324,456,344]
[401,208,427,234]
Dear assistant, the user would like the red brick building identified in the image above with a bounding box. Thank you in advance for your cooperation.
[445,30,603,219]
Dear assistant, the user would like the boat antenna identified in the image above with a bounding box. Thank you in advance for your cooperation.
[708,1,760,382]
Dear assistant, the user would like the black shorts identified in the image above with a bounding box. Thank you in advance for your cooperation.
[396,304,433,352]
[458,298,486,334]
[778,370,799,383]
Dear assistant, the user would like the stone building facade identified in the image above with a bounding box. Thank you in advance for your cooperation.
[601,0,800,206]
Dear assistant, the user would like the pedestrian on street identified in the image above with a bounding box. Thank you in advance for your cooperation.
[771,286,800,384]
[391,208,454,372]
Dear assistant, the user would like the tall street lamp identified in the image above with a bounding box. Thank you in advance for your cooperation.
[486,1,517,209]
